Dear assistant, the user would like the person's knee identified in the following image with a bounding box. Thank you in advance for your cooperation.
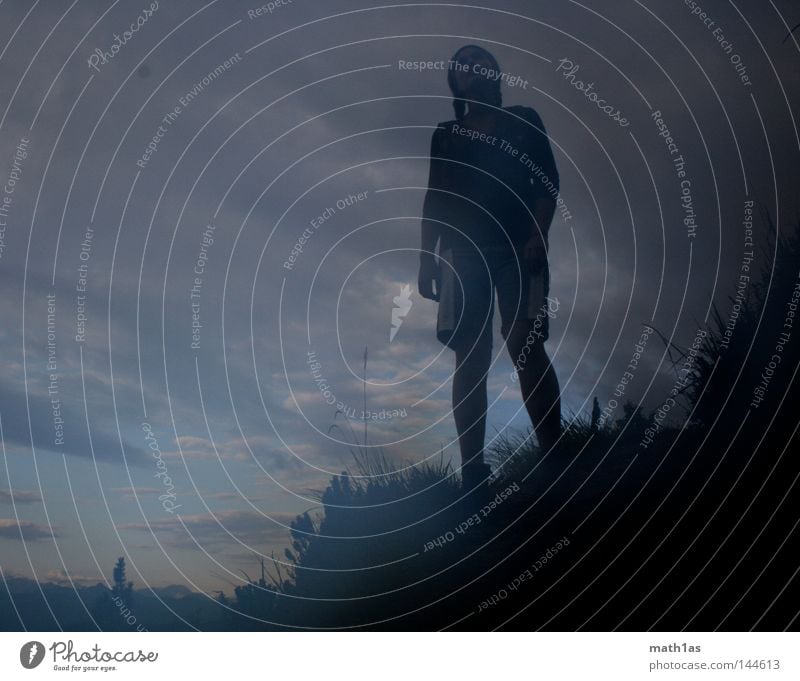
[506,322,546,369]
[455,350,491,385]
[455,330,491,362]
[455,353,490,380]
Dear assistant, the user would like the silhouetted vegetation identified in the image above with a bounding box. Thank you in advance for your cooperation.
[216,213,800,630]
[4,216,798,631]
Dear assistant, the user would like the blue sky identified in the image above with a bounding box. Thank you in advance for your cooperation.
[1,0,799,597]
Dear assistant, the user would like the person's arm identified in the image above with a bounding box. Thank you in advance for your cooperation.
[520,108,559,267]
[531,196,556,242]
[419,126,446,300]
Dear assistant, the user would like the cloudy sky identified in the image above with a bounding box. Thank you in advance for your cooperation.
[1,0,799,598]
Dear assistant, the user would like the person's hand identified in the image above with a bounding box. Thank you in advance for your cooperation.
[418,256,441,301]
[522,235,547,274]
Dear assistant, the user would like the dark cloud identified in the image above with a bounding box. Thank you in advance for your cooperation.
[0,489,42,505]
[0,519,58,541]
[1,0,798,591]
[0,381,149,466]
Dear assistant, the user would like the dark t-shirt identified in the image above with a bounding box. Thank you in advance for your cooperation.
[422,105,559,253]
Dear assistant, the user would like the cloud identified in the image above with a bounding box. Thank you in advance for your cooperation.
[110,487,165,500]
[0,381,149,466]
[113,486,273,504]
[42,569,103,588]
[118,510,301,553]
[0,489,42,505]
[1,0,798,596]
[0,519,58,541]
[160,435,306,475]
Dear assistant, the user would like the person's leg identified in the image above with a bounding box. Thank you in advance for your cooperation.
[495,249,561,451]
[506,323,561,451]
[452,329,492,468]
[438,248,494,468]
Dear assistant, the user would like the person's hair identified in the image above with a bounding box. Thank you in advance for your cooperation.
[447,44,503,119]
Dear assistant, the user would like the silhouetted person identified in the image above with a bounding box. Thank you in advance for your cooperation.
[418,45,562,493]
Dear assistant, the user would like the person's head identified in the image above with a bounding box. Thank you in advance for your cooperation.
[447,44,503,119]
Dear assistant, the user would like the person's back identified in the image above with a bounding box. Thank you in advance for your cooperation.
[424,105,559,254]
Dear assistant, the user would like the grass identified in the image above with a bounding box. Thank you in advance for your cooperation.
[218,215,800,630]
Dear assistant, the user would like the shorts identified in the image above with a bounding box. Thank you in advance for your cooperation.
[436,245,551,351]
